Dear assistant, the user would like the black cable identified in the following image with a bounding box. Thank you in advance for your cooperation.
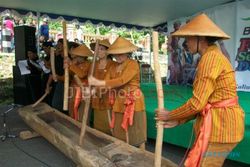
[8,127,53,167]
[1,104,75,167]
[1,105,54,167]
[178,125,194,167]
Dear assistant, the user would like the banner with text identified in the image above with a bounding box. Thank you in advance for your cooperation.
[235,0,250,92]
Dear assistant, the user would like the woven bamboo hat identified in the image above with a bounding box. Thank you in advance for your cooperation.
[70,44,93,57]
[107,37,138,55]
[172,13,230,40]
[90,39,111,51]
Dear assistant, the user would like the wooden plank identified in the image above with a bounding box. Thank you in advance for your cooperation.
[19,130,40,140]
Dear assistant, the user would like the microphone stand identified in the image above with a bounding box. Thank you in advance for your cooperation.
[0,104,18,141]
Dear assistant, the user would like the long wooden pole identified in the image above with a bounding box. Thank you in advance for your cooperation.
[73,75,83,88]
[153,31,164,167]
[32,91,49,108]
[79,40,99,145]
[50,47,57,81]
[107,109,114,135]
[63,21,69,111]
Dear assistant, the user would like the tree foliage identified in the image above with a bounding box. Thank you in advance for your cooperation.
[49,21,62,31]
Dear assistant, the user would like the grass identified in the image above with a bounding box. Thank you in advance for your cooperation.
[0,78,13,104]
[0,53,15,105]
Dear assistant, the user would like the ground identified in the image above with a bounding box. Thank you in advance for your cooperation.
[0,104,249,167]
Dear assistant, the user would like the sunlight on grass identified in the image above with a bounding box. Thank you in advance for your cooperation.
[0,53,14,105]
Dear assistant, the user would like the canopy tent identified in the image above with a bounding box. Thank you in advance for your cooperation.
[0,0,234,31]
[2,0,250,165]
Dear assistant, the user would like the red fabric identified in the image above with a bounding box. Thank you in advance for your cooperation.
[109,91,116,128]
[109,91,115,106]
[73,87,82,120]
[109,89,141,131]
[83,80,88,86]
[184,97,238,167]
[121,90,138,131]
[110,111,115,129]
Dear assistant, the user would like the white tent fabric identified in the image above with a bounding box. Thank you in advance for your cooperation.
[0,0,234,30]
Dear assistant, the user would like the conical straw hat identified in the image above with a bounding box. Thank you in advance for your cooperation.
[172,13,230,40]
[90,39,111,50]
[107,37,138,55]
[70,44,93,57]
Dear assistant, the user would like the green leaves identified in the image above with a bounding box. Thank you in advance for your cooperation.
[241,17,250,21]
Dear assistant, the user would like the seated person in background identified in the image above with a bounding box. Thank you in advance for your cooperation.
[26,48,42,103]
[27,48,42,74]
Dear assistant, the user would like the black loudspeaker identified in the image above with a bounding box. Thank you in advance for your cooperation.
[13,65,42,105]
[13,66,32,105]
[14,26,36,64]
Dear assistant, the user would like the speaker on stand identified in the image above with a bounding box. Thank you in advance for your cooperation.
[13,26,37,105]
[14,26,36,64]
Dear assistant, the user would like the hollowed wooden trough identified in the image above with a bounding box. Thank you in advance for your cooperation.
[18,103,177,167]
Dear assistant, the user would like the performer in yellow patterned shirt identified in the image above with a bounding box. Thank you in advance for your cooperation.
[156,13,245,167]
